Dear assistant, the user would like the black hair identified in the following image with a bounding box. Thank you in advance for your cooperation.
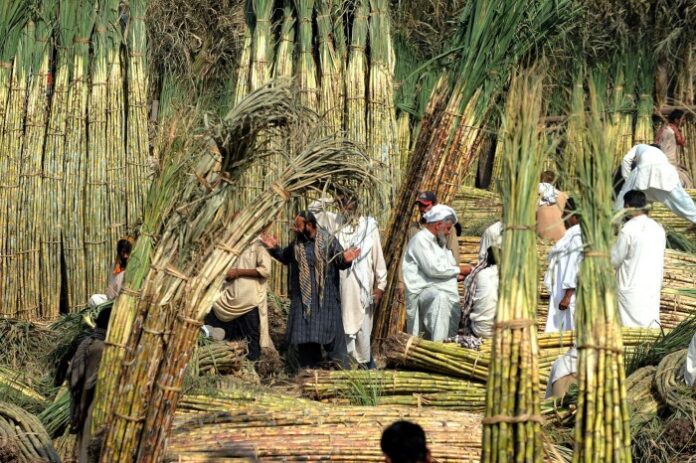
[668,109,684,123]
[381,421,428,463]
[540,170,556,183]
[95,306,112,330]
[564,197,577,213]
[117,239,132,255]
[624,190,647,209]
[297,210,318,227]
[486,247,497,267]
[649,143,662,149]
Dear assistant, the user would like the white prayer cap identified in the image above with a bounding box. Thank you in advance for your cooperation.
[423,204,458,224]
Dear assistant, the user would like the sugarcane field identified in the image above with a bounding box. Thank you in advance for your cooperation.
[3,0,696,462]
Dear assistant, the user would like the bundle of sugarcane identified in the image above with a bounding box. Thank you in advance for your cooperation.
[16,2,55,319]
[100,84,374,462]
[571,75,631,462]
[634,46,655,145]
[650,196,696,234]
[40,0,77,314]
[0,367,46,406]
[481,71,546,463]
[0,401,60,462]
[625,366,659,430]
[84,0,116,293]
[194,341,248,375]
[626,313,696,374]
[166,401,483,463]
[367,0,398,211]
[298,369,485,399]
[659,288,696,329]
[90,93,207,430]
[316,0,344,136]
[62,0,96,312]
[345,0,368,147]
[295,0,319,112]
[654,349,696,417]
[124,0,151,228]
[38,388,70,438]
[0,20,33,316]
[52,427,77,463]
[104,0,126,246]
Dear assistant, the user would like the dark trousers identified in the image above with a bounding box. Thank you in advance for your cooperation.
[297,337,349,370]
[205,309,261,361]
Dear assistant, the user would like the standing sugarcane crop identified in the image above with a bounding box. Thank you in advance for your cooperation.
[572,74,631,462]
[481,71,547,463]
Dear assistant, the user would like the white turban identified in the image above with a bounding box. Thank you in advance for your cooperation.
[423,204,458,224]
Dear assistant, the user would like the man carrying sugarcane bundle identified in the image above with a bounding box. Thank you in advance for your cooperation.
[611,190,665,328]
[544,198,583,332]
[614,143,696,224]
[402,204,472,341]
[309,195,388,368]
[260,211,360,369]
[203,237,274,361]
[656,109,692,188]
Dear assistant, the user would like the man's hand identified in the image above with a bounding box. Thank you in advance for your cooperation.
[259,233,279,249]
[559,290,574,311]
[457,273,466,282]
[343,247,361,263]
[226,268,239,281]
[395,286,405,304]
[460,264,473,276]
[373,288,384,306]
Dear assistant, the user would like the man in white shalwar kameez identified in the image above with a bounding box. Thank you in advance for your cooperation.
[402,205,471,341]
[614,143,696,224]
[309,196,388,366]
[544,199,583,333]
[611,190,665,328]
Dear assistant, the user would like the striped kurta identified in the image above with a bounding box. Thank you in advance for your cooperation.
[269,233,350,345]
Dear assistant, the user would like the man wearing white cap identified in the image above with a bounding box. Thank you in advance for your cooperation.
[614,143,696,224]
[402,204,472,341]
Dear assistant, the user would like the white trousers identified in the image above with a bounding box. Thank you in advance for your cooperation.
[346,305,374,364]
[406,287,459,342]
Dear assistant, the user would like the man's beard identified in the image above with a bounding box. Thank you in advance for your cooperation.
[436,231,447,247]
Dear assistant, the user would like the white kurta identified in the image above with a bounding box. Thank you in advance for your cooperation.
[545,346,578,398]
[478,221,503,262]
[403,229,460,341]
[611,214,665,328]
[685,333,696,388]
[544,224,583,332]
[469,265,498,338]
[613,144,696,224]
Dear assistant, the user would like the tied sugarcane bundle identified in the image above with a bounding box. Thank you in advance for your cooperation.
[345,0,369,146]
[295,0,319,112]
[0,367,46,406]
[100,83,376,462]
[16,1,55,319]
[634,45,655,145]
[654,349,696,417]
[195,340,248,375]
[572,74,631,462]
[90,91,206,431]
[0,401,60,462]
[316,0,344,137]
[481,70,547,463]
[38,388,70,438]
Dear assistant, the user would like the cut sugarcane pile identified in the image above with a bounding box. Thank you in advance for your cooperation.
[383,330,660,392]
[194,341,248,376]
[168,391,483,462]
[0,367,46,406]
[0,401,60,462]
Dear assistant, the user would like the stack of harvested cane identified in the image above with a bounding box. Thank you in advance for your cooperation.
[0,401,60,462]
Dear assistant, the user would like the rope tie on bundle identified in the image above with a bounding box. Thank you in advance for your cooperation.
[494,319,535,330]
[74,37,90,44]
[482,413,544,425]
[176,314,203,327]
[156,381,182,393]
[583,251,609,258]
[104,340,129,350]
[403,335,416,358]
[0,61,13,69]
[142,326,165,336]
[113,412,145,423]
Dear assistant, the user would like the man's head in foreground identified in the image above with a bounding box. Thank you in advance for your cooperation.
[381,420,431,463]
